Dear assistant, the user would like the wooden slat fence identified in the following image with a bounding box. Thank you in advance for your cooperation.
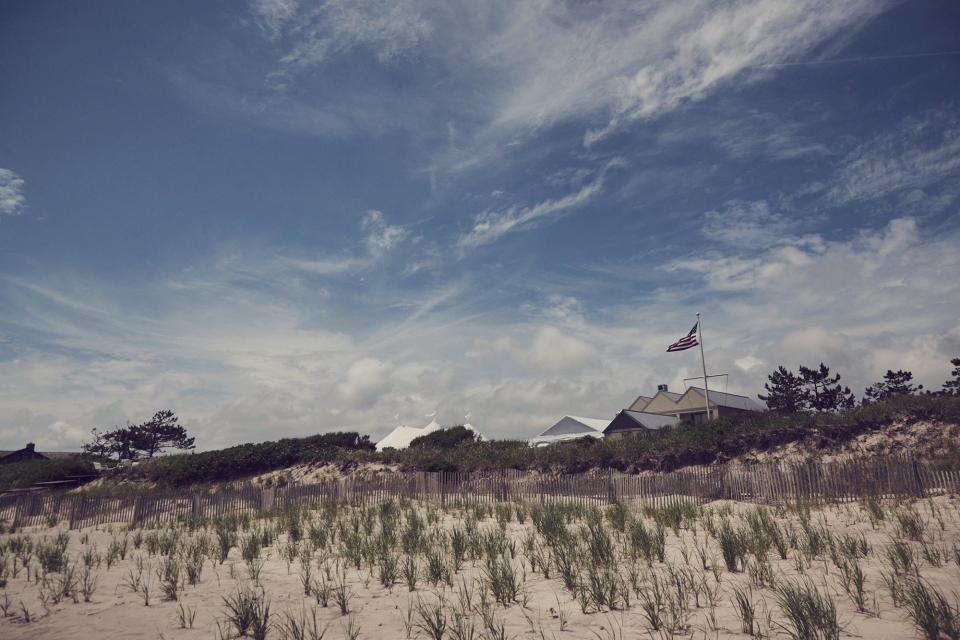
[2,454,958,530]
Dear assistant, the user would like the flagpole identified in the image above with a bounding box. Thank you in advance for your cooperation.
[696,312,712,421]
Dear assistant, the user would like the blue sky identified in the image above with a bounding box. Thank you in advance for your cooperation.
[1,0,959,450]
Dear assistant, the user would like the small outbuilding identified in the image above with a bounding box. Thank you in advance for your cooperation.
[529,415,607,447]
[0,442,49,464]
[602,410,679,440]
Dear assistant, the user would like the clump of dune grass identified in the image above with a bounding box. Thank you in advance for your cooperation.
[774,577,841,640]
[903,578,960,640]
[222,585,270,639]
[732,584,757,636]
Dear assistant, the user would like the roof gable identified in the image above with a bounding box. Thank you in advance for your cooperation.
[641,390,683,414]
[603,410,678,434]
[538,416,606,437]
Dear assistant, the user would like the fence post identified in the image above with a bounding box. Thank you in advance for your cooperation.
[911,457,927,499]
[69,494,84,530]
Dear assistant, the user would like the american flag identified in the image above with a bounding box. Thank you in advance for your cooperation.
[667,322,699,352]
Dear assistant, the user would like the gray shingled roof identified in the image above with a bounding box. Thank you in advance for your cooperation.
[603,410,679,434]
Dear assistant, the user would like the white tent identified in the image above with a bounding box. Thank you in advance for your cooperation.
[376,419,442,451]
[376,417,486,451]
[462,422,487,441]
[529,415,607,447]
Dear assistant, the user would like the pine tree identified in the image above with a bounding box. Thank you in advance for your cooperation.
[942,357,960,396]
[799,363,855,412]
[864,369,923,403]
[758,366,806,413]
[130,410,195,458]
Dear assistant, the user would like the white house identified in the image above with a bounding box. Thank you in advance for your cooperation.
[529,415,607,447]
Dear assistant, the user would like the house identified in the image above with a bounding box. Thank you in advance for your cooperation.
[602,410,680,439]
[635,385,763,425]
[628,384,680,411]
[0,442,50,464]
[529,415,607,447]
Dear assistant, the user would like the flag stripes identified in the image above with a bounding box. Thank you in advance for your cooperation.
[667,322,699,352]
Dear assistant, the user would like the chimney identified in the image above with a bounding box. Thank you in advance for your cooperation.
[25,442,36,452]
[657,384,668,392]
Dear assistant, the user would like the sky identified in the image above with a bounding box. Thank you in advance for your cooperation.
[1,0,959,451]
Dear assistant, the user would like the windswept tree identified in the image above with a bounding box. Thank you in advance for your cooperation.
[864,369,923,403]
[942,357,960,395]
[758,366,806,413]
[82,424,139,461]
[130,410,195,458]
[799,363,856,412]
[82,410,194,461]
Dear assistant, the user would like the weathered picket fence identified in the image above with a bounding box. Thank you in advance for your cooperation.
[1,453,957,530]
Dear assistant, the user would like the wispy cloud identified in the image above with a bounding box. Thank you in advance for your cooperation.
[827,109,960,210]
[455,178,603,252]
[0,168,25,215]
[701,200,800,248]
[455,159,625,252]
[253,0,431,90]
[227,1,891,165]
[362,209,409,255]
[275,209,411,276]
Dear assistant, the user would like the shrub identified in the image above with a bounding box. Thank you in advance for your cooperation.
[0,458,95,491]
[775,578,841,640]
[409,426,480,449]
[903,578,960,640]
[115,431,374,486]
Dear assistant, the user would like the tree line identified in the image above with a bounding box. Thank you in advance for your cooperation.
[759,356,960,413]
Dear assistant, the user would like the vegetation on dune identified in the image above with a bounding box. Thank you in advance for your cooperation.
[408,425,480,450]
[0,457,96,491]
[115,432,374,486]
[109,394,960,488]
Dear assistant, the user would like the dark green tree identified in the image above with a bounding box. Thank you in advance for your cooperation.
[82,424,139,461]
[130,410,195,458]
[942,357,960,395]
[758,366,806,413]
[410,425,479,449]
[864,369,923,403]
[798,363,856,412]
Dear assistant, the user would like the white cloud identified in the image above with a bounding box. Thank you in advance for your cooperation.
[486,0,883,144]
[337,357,394,405]
[227,1,889,169]
[529,327,594,372]
[362,209,409,255]
[251,0,299,39]
[2,215,957,451]
[734,355,764,372]
[469,325,595,374]
[521,294,585,326]
[0,168,25,215]
[456,177,604,251]
[702,200,798,248]
[256,0,431,88]
[272,210,409,276]
[827,110,960,209]
[455,159,626,251]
